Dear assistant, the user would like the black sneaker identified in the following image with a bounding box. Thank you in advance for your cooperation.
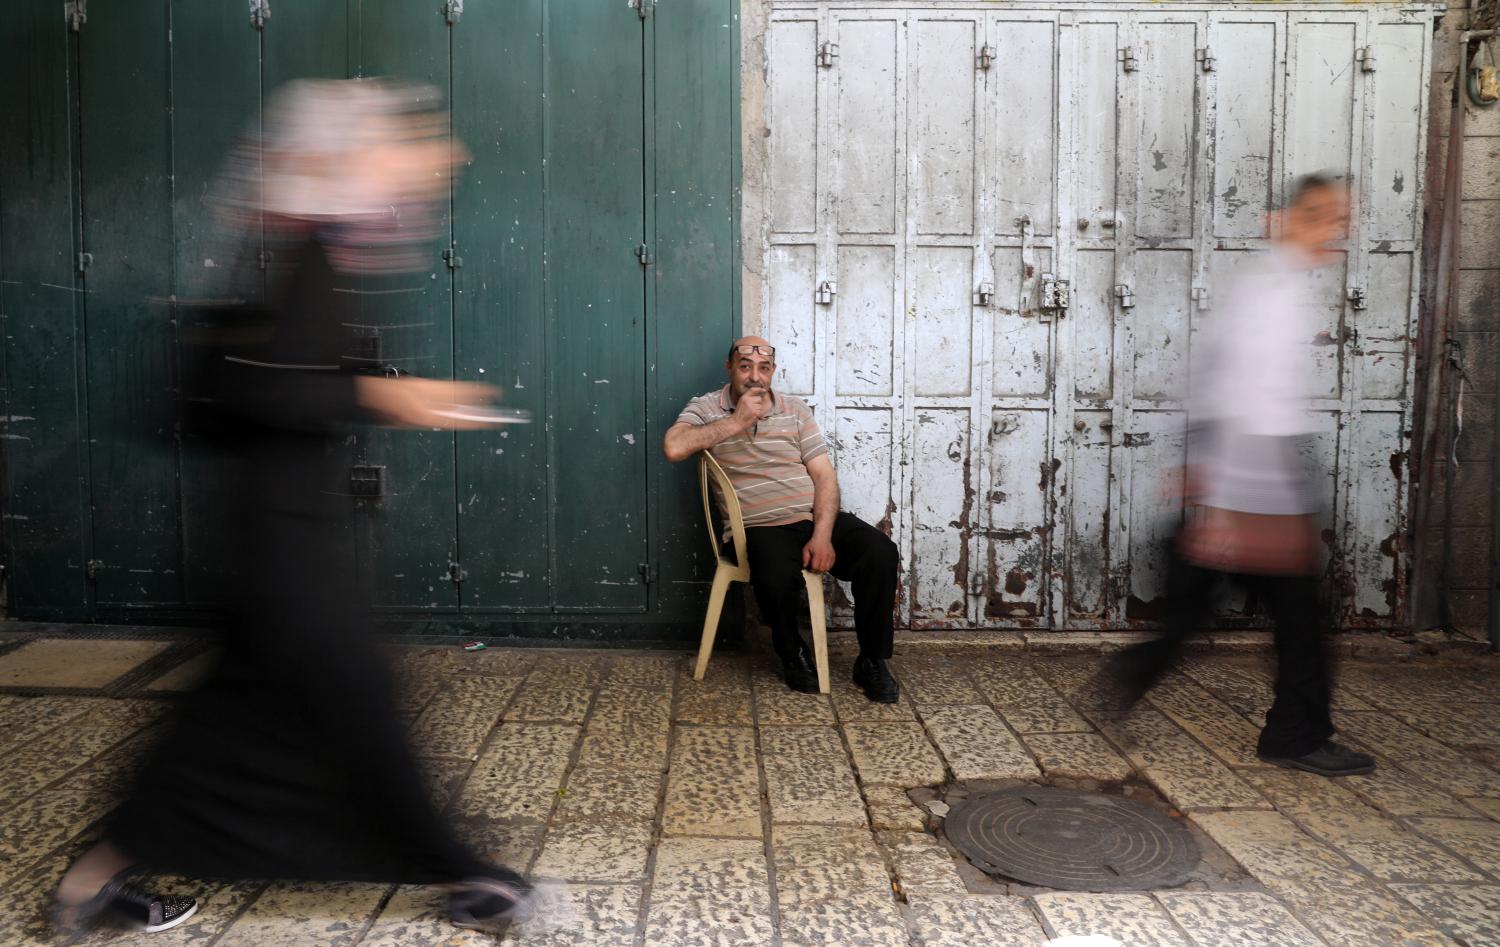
[780,648,820,694]
[1259,740,1376,777]
[448,874,532,932]
[852,656,899,704]
[53,875,198,935]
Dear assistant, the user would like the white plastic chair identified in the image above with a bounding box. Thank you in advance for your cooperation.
[693,451,829,692]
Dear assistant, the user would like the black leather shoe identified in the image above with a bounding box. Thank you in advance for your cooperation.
[1259,740,1376,777]
[853,656,899,703]
[781,649,820,693]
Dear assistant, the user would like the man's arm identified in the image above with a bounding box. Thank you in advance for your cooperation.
[662,389,768,462]
[802,453,840,572]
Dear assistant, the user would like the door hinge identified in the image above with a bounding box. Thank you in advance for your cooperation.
[250,0,270,30]
[978,44,996,70]
[974,282,995,307]
[86,559,101,581]
[350,465,385,498]
[441,0,463,25]
[1118,46,1138,72]
[1347,287,1368,310]
[818,42,839,68]
[814,280,837,305]
[638,562,657,585]
[448,561,468,584]
[635,243,655,266]
[442,247,463,270]
[630,0,653,19]
[1356,46,1376,72]
[1114,283,1135,309]
[66,0,86,32]
[257,249,273,271]
[76,252,92,274]
[1041,275,1071,318]
[1196,46,1215,72]
[1192,286,1211,311]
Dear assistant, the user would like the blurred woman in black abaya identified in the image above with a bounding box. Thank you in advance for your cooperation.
[52,79,528,935]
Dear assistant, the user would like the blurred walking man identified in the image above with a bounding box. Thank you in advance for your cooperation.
[1100,175,1375,777]
[664,337,901,702]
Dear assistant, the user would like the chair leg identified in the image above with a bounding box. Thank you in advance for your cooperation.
[694,568,734,682]
[803,571,830,694]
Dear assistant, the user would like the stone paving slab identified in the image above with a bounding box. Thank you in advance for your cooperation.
[674,658,753,726]
[750,669,835,725]
[642,837,775,947]
[504,682,593,724]
[213,880,389,947]
[355,885,492,947]
[409,676,520,760]
[1392,883,1500,945]
[920,704,1041,781]
[844,722,947,787]
[894,658,986,705]
[1022,732,1134,783]
[1156,892,1324,947]
[1032,892,1188,946]
[1192,810,1367,893]
[1245,769,1486,883]
[555,766,663,824]
[761,726,866,826]
[864,784,928,831]
[1094,708,1267,811]
[662,725,762,837]
[74,877,267,946]
[0,789,111,888]
[0,638,171,689]
[1406,817,1500,878]
[0,710,149,809]
[1343,760,1481,819]
[144,651,217,693]
[1467,797,1500,822]
[0,695,99,756]
[532,820,653,882]
[906,895,1048,947]
[453,724,579,823]
[881,830,968,897]
[773,826,906,945]
[1277,880,1456,947]
[601,654,677,689]
[1146,672,1265,768]
[1335,711,1500,798]
[971,659,1092,734]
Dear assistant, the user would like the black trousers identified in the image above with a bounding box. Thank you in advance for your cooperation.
[743,512,899,661]
[1112,543,1335,758]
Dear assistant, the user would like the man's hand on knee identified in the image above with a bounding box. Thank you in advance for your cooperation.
[802,536,835,573]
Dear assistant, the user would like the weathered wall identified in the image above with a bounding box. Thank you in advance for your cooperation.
[1425,4,1500,632]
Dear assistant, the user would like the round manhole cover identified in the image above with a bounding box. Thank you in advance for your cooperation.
[944,786,1200,891]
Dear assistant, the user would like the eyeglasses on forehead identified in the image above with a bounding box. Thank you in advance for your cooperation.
[731,344,776,358]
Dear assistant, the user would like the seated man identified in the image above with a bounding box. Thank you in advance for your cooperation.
[663,336,900,703]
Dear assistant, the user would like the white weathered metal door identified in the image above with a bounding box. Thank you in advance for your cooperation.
[762,2,1434,630]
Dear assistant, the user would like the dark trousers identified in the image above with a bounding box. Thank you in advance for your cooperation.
[1113,544,1335,758]
[744,512,899,661]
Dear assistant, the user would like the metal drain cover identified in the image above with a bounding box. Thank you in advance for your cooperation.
[944,786,1200,891]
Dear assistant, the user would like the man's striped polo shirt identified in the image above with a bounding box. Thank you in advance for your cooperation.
[676,385,830,528]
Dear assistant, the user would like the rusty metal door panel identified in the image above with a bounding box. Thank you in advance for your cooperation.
[911,409,973,623]
[1209,15,1282,241]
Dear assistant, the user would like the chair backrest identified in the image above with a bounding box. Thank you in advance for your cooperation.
[699,452,749,570]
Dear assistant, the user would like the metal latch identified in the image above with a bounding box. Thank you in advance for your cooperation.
[815,280,837,305]
[448,561,467,584]
[1192,286,1211,311]
[1118,46,1138,72]
[638,562,657,585]
[628,0,652,19]
[257,249,274,271]
[1356,46,1376,72]
[974,282,994,307]
[1114,283,1135,308]
[86,559,102,581]
[1041,275,1070,317]
[350,465,385,498]
[76,252,92,274]
[1347,287,1367,310]
[441,0,464,25]
[1196,47,1215,72]
[442,247,463,270]
[66,0,86,31]
[250,0,270,29]
[818,42,839,68]
[635,243,655,266]
[978,44,996,70]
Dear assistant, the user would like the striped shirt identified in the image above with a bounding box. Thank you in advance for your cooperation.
[677,385,829,529]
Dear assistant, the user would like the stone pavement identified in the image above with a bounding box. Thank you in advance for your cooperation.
[0,631,1499,945]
